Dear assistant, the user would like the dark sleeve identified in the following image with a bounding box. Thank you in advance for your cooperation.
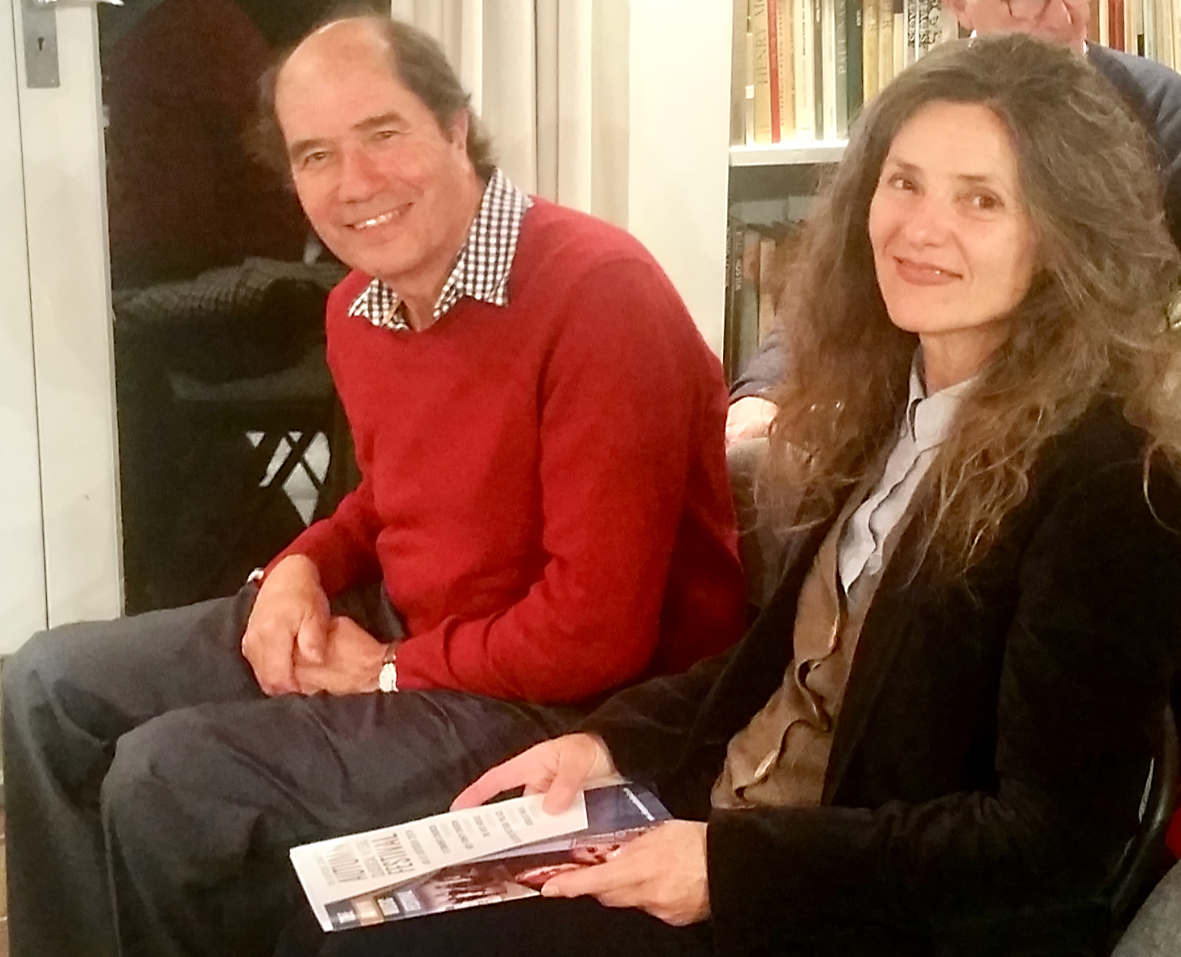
[1142,67,1181,249]
[729,329,788,400]
[705,456,1181,952]
[577,649,736,791]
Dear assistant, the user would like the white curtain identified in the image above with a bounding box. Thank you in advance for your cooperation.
[387,0,629,228]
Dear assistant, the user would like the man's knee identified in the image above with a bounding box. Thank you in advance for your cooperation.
[102,706,290,878]
[103,709,220,823]
[101,709,234,879]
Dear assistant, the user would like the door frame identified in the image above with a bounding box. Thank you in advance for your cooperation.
[1,0,122,653]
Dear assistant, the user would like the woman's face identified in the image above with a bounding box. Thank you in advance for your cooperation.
[868,100,1038,390]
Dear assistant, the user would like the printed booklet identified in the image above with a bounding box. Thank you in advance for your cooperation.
[289,781,671,931]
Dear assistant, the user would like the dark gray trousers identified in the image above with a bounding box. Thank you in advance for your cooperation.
[1,587,577,957]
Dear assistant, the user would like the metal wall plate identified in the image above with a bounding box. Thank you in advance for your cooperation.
[22,1,59,89]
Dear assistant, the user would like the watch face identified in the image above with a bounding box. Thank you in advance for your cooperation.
[379,661,398,693]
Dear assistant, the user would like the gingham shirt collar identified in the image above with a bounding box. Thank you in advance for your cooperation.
[347,168,532,330]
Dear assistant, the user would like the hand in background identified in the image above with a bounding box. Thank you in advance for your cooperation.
[293,615,387,696]
[241,555,329,695]
[725,395,776,447]
[451,733,619,814]
[540,820,711,926]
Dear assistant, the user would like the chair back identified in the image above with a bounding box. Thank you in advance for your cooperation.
[726,438,786,616]
[1106,704,1180,925]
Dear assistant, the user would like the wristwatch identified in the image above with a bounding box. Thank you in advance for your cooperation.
[378,643,398,693]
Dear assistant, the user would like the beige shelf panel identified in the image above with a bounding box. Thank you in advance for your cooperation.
[730,140,847,167]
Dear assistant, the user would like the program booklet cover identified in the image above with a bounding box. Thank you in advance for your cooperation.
[290,782,670,932]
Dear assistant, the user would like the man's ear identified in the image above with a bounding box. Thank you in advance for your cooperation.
[943,0,975,31]
[446,110,470,152]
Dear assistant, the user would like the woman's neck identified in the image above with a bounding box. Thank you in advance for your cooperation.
[919,327,1006,393]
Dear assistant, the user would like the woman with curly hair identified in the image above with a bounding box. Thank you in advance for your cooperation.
[279,33,1181,957]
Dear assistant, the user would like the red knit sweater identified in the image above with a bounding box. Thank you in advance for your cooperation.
[274,200,746,703]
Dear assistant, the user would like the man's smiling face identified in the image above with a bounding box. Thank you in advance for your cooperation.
[275,19,477,302]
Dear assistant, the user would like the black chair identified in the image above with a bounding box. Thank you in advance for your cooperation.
[1104,704,1180,932]
[113,260,353,610]
[726,437,787,618]
[165,342,357,602]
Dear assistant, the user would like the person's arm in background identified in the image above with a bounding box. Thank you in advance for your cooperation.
[1139,61,1181,249]
[1087,47,1181,249]
[726,330,785,446]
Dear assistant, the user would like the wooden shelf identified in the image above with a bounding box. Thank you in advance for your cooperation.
[729,140,847,167]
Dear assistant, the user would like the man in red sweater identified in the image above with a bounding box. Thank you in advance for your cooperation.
[0,13,745,957]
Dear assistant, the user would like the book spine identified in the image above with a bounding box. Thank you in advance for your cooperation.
[751,0,773,143]
[877,0,893,90]
[893,0,905,76]
[757,236,778,344]
[814,0,826,138]
[917,0,938,56]
[822,0,839,137]
[738,228,762,374]
[863,0,878,101]
[745,30,756,141]
[767,0,782,141]
[730,0,749,145]
[1159,0,1174,66]
[846,0,863,126]
[834,0,849,137]
[1166,0,1176,67]
[723,218,745,382]
[775,0,796,136]
[906,0,917,66]
[795,0,816,135]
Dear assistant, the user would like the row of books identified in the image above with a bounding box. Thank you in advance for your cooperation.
[723,219,798,383]
[1095,0,1181,66]
[730,0,959,145]
[731,0,1181,147]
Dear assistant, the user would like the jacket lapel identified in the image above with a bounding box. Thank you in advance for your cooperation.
[680,516,836,757]
[821,513,931,804]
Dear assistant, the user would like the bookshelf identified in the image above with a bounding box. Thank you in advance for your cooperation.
[723,0,1181,382]
[730,140,847,167]
[723,0,962,377]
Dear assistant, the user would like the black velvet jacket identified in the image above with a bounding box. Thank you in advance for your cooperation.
[582,404,1181,957]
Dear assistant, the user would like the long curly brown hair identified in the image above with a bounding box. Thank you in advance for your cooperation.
[760,34,1181,577]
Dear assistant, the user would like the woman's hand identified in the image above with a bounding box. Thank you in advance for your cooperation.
[451,733,619,814]
[540,820,711,926]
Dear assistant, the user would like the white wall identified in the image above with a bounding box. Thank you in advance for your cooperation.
[18,6,122,631]
[626,0,732,355]
[0,0,49,650]
[0,1,122,653]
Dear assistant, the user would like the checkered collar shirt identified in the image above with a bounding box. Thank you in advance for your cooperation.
[347,168,532,331]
